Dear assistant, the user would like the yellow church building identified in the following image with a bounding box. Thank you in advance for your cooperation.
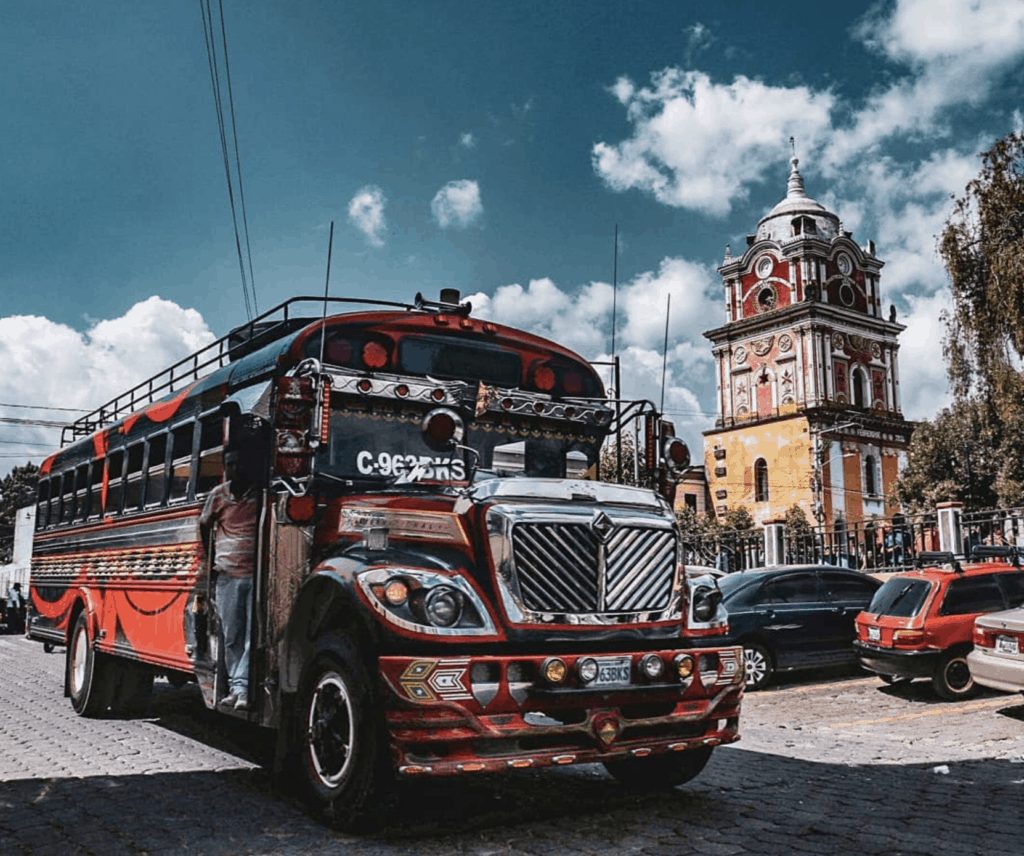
[699,156,914,530]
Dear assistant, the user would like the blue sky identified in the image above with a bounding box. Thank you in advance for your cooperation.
[3,0,1024,473]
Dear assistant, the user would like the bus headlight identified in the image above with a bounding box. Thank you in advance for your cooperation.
[356,568,496,637]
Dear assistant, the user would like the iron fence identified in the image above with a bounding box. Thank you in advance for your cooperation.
[680,506,1024,575]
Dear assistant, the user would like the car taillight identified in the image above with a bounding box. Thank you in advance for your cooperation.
[974,625,995,648]
[892,629,926,648]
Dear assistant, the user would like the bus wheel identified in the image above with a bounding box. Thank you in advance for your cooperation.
[295,650,385,830]
[67,611,114,717]
[604,745,714,790]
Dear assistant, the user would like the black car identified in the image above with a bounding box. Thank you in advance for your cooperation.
[717,565,882,689]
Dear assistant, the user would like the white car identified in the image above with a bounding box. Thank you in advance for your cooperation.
[968,607,1024,695]
[684,565,728,637]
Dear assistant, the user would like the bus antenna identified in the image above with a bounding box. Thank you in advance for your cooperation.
[319,221,334,367]
[660,293,671,413]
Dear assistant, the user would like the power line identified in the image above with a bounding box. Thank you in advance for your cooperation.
[0,417,67,428]
[200,0,258,318]
[0,402,88,413]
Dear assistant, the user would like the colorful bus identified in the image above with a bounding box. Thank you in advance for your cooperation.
[28,292,742,826]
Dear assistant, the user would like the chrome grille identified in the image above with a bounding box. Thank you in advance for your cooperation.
[511,522,676,614]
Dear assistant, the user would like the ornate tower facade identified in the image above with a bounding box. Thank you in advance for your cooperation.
[703,157,913,528]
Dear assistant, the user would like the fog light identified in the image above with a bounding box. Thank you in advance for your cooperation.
[577,657,598,684]
[674,654,694,679]
[542,657,567,684]
[640,653,665,679]
[383,578,409,606]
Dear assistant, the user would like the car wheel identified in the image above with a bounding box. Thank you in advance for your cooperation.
[932,650,976,701]
[294,648,387,829]
[604,745,714,790]
[743,643,773,690]
[67,611,115,716]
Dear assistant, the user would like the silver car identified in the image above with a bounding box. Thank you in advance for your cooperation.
[968,607,1024,694]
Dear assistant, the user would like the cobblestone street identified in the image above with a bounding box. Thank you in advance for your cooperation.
[2,634,1023,855]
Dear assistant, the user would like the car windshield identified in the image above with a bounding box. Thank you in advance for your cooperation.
[719,573,756,600]
[867,577,932,617]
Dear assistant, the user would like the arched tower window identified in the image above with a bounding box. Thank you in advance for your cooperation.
[754,458,769,502]
[864,454,878,496]
[852,367,866,409]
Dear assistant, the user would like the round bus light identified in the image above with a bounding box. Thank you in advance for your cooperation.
[533,364,556,392]
[395,384,409,397]
[640,653,665,680]
[357,379,373,394]
[501,398,514,410]
[577,657,599,684]
[362,341,389,370]
[422,408,464,451]
[663,437,691,478]
[285,494,316,523]
[424,586,462,627]
[541,657,567,685]
[674,654,695,679]
[431,388,446,402]
[383,578,410,607]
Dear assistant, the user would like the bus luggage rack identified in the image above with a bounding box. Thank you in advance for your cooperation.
[61,296,414,447]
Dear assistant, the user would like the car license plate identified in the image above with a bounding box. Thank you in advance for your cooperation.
[996,635,1020,655]
[594,656,632,687]
[868,626,881,643]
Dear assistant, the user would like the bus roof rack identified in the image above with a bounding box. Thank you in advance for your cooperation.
[915,551,963,573]
[61,296,416,446]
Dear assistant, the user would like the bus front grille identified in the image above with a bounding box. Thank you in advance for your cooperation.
[510,523,676,614]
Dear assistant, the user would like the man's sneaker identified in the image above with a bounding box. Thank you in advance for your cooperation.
[218,692,239,708]
[234,694,249,711]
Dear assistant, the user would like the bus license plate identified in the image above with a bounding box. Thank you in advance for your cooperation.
[996,635,1020,655]
[594,656,632,686]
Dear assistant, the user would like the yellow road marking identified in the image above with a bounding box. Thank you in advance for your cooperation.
[764,677,881,694]
[830,697,1009,728]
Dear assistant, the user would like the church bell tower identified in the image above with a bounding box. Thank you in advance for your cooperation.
[703,156,913,528]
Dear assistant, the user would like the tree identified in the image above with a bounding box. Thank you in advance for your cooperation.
[0,462,39,564]
[784,504,813,537]
[893,401,999,513]
[594,431,654,488]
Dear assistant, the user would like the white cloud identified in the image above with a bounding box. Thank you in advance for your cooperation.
[347,185,388,247]
[592,69,835,216]
[430,180,483,229]
[895,288,953,421]
[0,298,215,468]
[459,132,476,149]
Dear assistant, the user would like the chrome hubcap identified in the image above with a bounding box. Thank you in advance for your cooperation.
[744,648,767,686]
[307,672,354,788]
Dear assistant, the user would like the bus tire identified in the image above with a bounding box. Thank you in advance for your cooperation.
[113,661,155,715]
[294,648,387,830]
[67,611,115,717]
[604,745,714,790]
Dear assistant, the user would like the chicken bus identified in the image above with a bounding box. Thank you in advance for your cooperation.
[28,291,742,826]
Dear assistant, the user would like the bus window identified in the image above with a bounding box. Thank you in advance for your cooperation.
[74,465,90,522]
[106,449,125,516]
[56,471,73,525]
[168,423,195,502]
[145,434,169,507]
[87,460,104,519]
[196,415,225,496]
[124,444,145,512]
[36,477,51,529]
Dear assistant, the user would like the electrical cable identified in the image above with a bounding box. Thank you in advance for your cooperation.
[200,0,257,318]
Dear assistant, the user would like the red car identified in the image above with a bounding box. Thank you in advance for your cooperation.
[854,548,1024,699]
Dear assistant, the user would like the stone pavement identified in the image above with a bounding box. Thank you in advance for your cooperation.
[2,634,1023,855]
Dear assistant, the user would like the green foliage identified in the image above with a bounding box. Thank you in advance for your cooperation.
[784,504,813,536]
[1,462,39,564]
[595,431,654,488]
[721,505,755,532]
[893,401,999,513]
[675,506,719,542]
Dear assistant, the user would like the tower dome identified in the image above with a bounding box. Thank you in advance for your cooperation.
[754,156,840,243]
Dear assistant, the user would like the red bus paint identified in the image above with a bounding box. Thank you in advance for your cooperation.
[28,294,741,827]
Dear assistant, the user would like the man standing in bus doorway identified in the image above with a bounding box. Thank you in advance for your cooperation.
[200,440,259,711]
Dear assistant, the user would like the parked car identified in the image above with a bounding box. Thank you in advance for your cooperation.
[968,604,1024,696]
[716,565,881,689]
[684,565,728,637]
[854,548,1024,700]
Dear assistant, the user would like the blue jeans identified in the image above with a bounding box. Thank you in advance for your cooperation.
[216,574,253,697]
